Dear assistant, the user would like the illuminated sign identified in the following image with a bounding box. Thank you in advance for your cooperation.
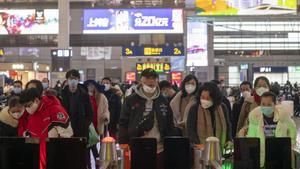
[12,64,24,70]
[83,9,183,34]
[0,9,58,35]
[122,46,184,57]
[136,63,171,73]
[125,72,136,84]
[253,67,288,73]
[191,0,297,15]
[51,49,73,57]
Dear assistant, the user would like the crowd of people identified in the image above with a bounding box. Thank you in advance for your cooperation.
[0,68,298,169]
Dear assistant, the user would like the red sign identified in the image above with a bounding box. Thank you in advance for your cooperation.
[171,72,182,87]
[125,72,136,84]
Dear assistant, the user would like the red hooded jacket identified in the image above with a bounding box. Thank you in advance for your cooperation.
[26,95,73,169]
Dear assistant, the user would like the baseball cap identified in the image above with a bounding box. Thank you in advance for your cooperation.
[141,68,158,78]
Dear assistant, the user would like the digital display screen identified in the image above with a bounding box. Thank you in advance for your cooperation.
[122,46,184,56]
[186,21,208,66]
[193,0,297,15]
[83,9,183,34]
[0,9,58,35]
[136,63,171,73]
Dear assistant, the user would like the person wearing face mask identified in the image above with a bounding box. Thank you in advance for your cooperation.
[41,78,50,90]
[187,82,232,151]
[237,76,271,136]
[61,69,94,169]
[84,80,110,169]
[5,80,23,106]
[11,80,23,95]
[247,92,296,168]
[19,88,73,169]
[119,68,180,169]
[170,74,199,136]
[0,96,24,136]
[101,77,122,138]
[231,81,252,137]
[159,80,177,103]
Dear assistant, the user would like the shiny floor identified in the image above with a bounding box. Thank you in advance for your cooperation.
[295,118,300,146]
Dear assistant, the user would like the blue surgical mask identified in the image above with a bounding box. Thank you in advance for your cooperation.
[42,83,48,89]
[68,79,78,87]
[261,106,274,117]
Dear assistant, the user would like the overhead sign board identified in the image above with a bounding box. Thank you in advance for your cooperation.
[122,46,184,56]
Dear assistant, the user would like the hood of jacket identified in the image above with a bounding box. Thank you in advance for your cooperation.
[37,95,61,113]
[0,107,18,128]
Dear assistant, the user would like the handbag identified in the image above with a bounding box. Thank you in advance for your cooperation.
[87,123,99,148]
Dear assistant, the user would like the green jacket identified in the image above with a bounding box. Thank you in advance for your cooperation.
[247,105,296,168]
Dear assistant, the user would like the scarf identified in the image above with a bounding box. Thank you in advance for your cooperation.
[253,92,261,105]
[170,91,196,132]
[197,105,227,149]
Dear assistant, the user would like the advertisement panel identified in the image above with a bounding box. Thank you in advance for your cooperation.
[193,0,297,15]
[83,9,183,34]
[122,46,184,57]
[171,72,182,87]
[125,72,136,84]
[186,21,208,66]
[0,9,58,35]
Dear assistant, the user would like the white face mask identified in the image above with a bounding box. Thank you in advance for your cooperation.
[143,84,156,94]
[201,99,213,109]
[104,84,111,92]
[242,91,251,98]
[185,84,196,94]
[13,87,22,94]
[10,111,24,119]
[26,102,39,115]
[256,87,269,96]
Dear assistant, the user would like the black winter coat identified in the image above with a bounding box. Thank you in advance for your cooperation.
[118,93,181,144]
[104,90,122,125]
[61,86,93,139]
[0,121,18,137]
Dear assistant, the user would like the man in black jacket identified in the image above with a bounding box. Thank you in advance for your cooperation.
[118,69,180,152]
[231,81,252,137]
[101,77,122,138]
[60,69,94,169]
